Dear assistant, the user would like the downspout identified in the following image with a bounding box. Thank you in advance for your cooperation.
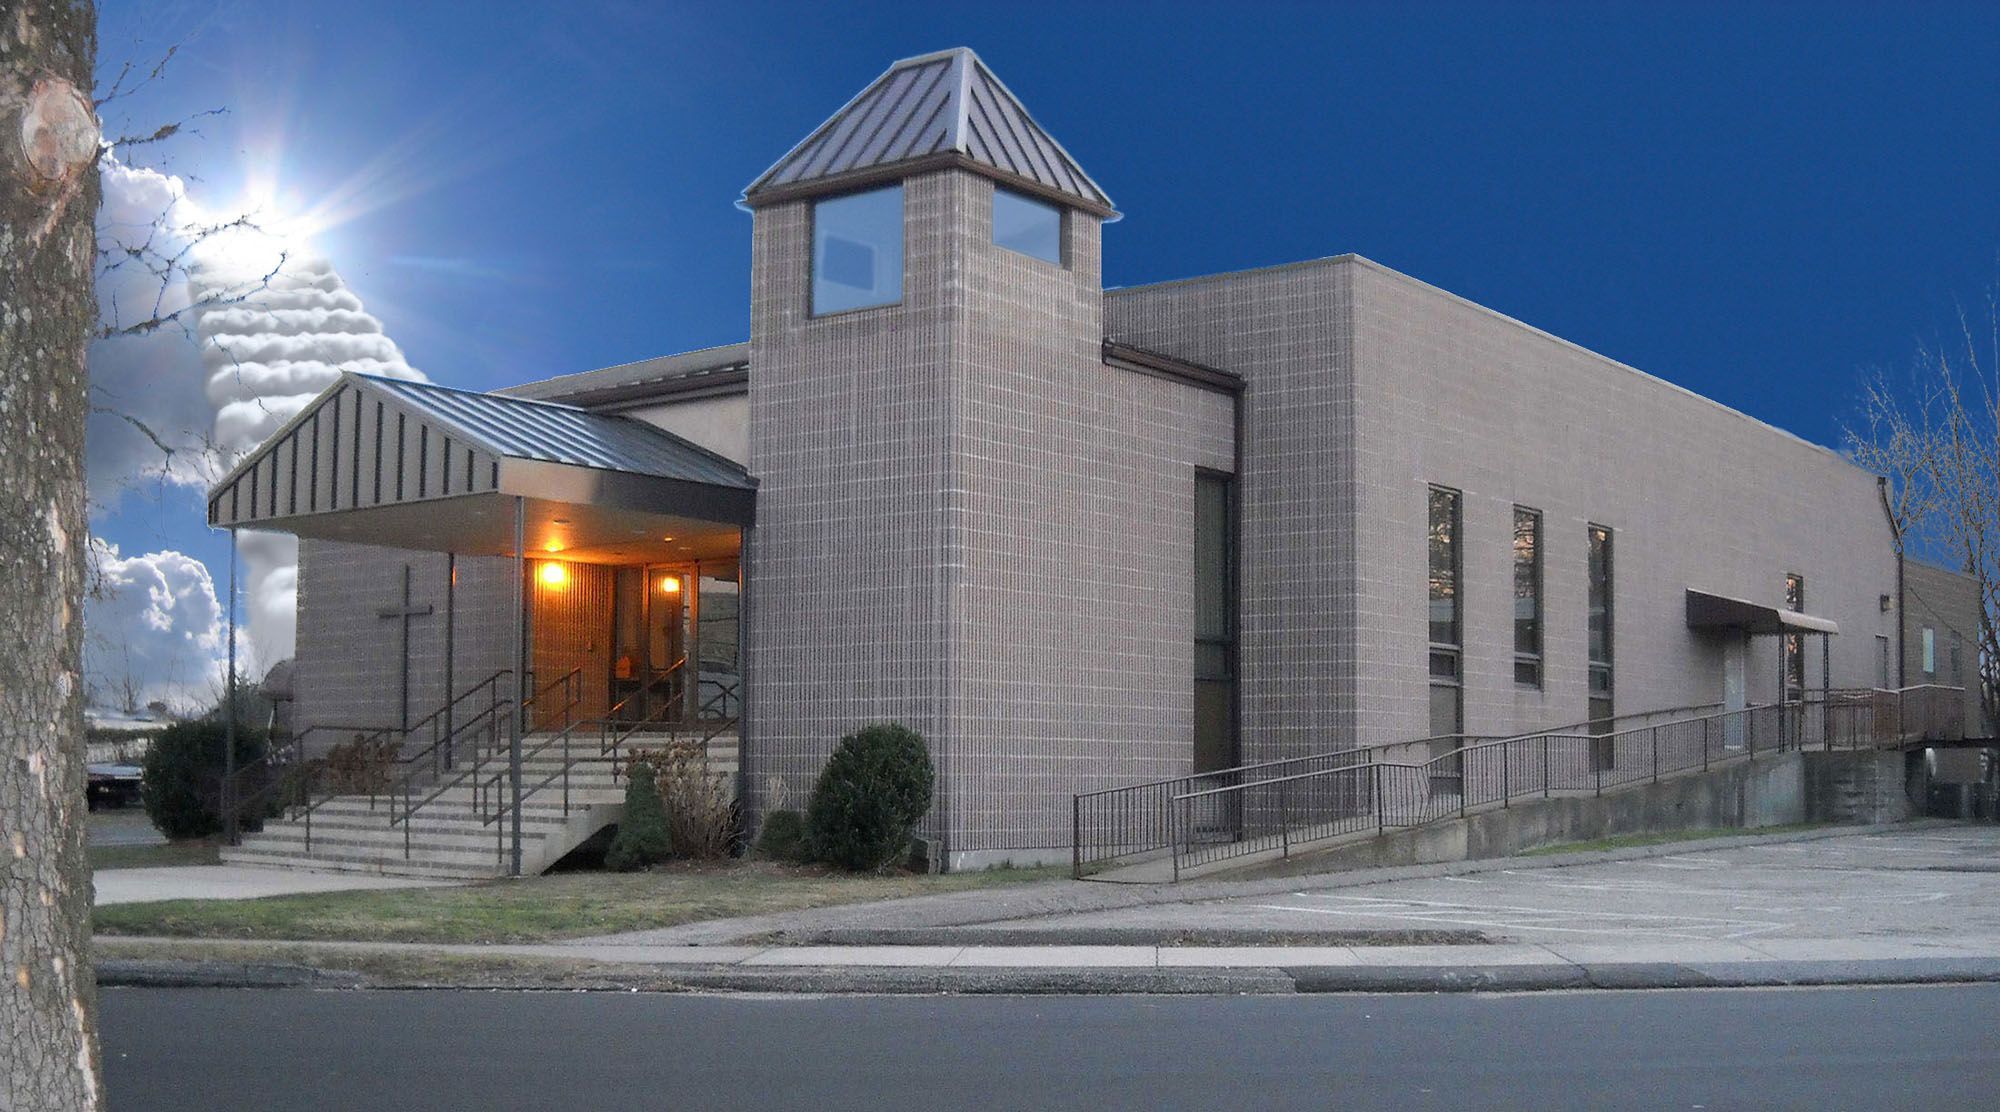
[1877,476,1905,686]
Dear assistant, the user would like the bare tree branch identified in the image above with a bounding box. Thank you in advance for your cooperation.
[1846,287,2000,729]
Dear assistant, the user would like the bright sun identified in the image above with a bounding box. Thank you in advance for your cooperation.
[187,184,324,279]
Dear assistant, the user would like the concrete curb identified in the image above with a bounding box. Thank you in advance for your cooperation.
[756,927,1492,947]
[98,960,364,990]
[95,954,2000,996]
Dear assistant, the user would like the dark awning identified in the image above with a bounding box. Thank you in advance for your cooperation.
[206,373,755,561]
[1685,589,1839,635]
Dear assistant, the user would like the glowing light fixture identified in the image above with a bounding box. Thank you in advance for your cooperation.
[538,561,569,589]
[659,576,681,595]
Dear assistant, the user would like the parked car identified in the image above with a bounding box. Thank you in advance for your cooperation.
[86,763,144,810]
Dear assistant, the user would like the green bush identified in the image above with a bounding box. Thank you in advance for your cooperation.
[754,808,808,863]
[605,760,671,872]
[805,723,935,871]
[141,719,266,841]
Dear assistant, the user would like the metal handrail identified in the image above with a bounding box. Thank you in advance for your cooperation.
[387,667,583,857]
[1072,702,1726,807]
[606,657,686,723]
[1075,685,1969,879]
[384,669,512,778]
[220,722,398,848]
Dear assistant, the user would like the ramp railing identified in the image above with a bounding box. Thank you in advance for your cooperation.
[1074,686,1966,880]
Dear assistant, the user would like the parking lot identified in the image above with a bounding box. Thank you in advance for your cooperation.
[1040,827,2000,943]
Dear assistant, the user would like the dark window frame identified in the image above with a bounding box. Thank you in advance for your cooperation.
[1513,506,1543,689]
[1194,468,1240,773]
[1587,523,1615,733]
[1783,573,1806,700]
[1428,486,1464,742]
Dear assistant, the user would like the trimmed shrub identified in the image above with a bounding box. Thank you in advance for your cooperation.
[605,760,671,872]
[754,808,808,863]
[141,719,266,841]
[805,723,935,871]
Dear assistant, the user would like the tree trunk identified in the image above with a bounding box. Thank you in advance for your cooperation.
[1,2,105,1109]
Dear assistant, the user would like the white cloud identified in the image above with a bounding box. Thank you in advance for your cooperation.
[87,160,219,509]
[85,539,227,715]
[236,530,298,680]
[85,160,429,680]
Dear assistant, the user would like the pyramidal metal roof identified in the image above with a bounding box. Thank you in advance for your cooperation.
[743,48,1115,217]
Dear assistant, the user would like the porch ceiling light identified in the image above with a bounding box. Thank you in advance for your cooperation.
[538,561,570,589]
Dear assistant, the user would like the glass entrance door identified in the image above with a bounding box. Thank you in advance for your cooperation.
[694,563,741,724]
[645,564,691,724]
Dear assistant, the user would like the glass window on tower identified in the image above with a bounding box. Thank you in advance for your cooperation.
[992,187,1063,264]
[812,185,903,314]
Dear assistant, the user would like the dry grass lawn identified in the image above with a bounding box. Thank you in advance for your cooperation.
[92,860,1066,944]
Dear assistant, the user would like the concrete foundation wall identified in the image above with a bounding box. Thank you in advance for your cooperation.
[1250,753,1808,878]
[1804,749,1915,825]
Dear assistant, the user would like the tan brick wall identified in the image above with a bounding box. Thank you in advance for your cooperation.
[1903,557,1989,734]
[1106,260,1360,768]
[745,169,1233,857]
[1110,254,1904,763]
[1349,258,1899,746]
[294,539,517,755]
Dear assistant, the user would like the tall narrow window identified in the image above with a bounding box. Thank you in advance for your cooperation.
[1949,633,1963,685]
[1587,524,1614,730]
[1428,487,1463,745]
[1783,573,1805,701]
[1193,472,1237,773]
[992,187,1063,264]
[812,185,903,314]
[1513,507,1543,688]
[1922,626,1936,677]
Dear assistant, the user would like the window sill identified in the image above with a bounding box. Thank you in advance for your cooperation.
[808,298,904,321]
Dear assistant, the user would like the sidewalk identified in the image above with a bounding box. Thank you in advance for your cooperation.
[93,822,2000,995]
[94,865,457,906]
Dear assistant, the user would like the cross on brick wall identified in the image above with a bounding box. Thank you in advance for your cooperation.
[377,563,436,730]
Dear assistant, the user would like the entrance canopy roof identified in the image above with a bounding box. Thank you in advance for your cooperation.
[1685,588,1839,636]
[207,373,754,562]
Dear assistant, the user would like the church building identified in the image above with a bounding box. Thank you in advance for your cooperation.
[208,49,1984,875]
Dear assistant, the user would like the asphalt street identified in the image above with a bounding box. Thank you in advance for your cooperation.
[101,984,2000,1110]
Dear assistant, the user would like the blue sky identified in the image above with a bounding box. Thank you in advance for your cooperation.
[86,1,2000,698]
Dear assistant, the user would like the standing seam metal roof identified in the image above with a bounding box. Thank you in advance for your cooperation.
[743,47,1113,213]
[359,374,754,489]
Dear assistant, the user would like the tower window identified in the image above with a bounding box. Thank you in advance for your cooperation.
[992,187,1063,264]
[812,185,903,314]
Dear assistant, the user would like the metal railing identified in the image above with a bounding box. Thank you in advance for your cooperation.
[219,721,399,852]
[1074,686,1967,880]
[381,667,579,859]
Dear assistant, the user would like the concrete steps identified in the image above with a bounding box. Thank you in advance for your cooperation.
[222,731,740,879]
